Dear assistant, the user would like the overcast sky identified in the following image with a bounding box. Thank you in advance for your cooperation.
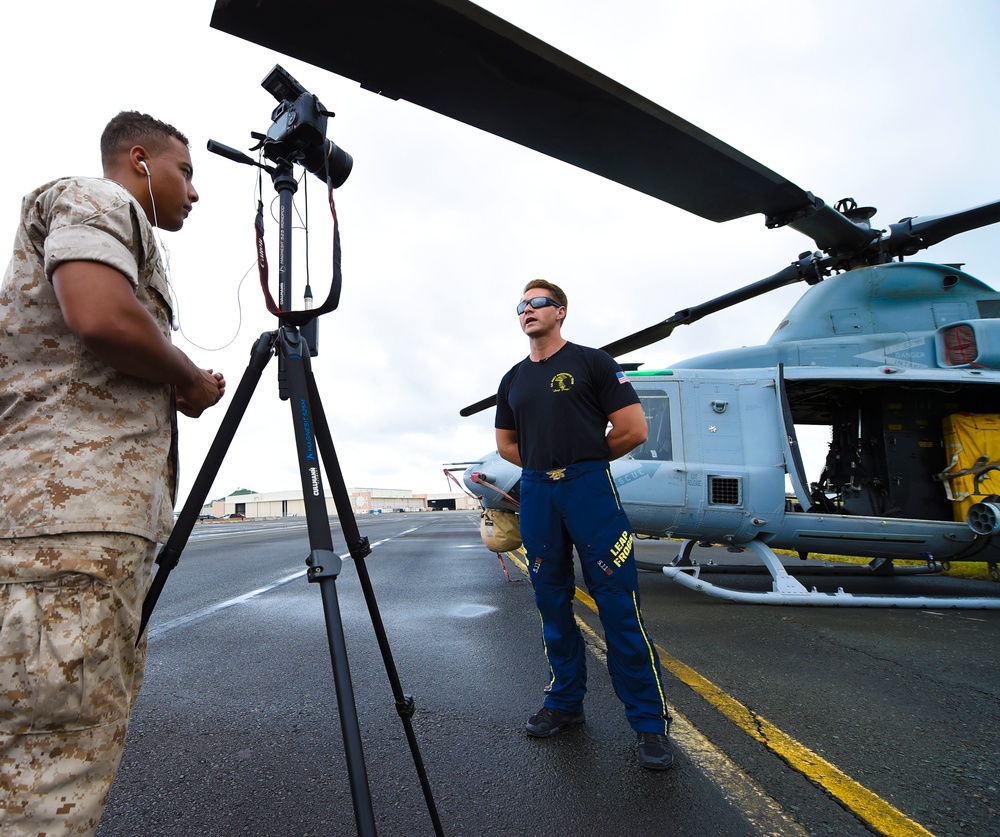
[3,1,1000,504]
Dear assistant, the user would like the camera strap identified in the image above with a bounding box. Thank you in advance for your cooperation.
[254,180,342,326]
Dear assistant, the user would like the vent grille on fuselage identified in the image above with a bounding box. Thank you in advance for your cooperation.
[709,476,742,506]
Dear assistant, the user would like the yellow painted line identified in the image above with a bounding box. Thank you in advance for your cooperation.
[655,649,934,837]
[507,548,935,837]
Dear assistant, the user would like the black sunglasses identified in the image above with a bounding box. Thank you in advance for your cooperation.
[516,296,563,315]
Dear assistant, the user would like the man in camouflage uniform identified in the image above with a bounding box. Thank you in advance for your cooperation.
[0,112,227,836]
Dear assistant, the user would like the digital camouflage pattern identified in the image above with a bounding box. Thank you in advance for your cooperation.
[0,177,177,836]
[0,534,155,836]
[0,177,177,546]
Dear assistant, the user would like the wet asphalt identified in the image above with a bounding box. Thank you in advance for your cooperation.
[96,511,1000,837]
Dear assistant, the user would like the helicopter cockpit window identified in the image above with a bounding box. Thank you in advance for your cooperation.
[633,391,672,460]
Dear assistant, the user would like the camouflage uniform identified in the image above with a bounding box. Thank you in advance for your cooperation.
[0,178,177,836]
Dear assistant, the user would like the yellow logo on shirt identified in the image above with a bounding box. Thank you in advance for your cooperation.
[550,372,574,393]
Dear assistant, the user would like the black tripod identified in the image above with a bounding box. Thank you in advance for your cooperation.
[138,159,443,837]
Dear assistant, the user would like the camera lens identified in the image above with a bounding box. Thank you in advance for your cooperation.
[303,139,353,188]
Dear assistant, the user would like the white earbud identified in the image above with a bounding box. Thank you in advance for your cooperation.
[169,291,180,332]
[139,160,179,332]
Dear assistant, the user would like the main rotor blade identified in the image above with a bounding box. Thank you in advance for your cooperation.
[600,253,827,358]
[210,0,866,252]
[460,394,497,418]
[885,199,1000,258]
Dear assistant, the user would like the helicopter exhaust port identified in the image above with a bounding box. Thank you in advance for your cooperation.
[967,501,1000,535]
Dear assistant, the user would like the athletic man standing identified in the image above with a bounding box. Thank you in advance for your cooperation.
[495,279,674,770]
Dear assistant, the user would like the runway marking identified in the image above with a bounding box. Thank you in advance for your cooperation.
[147,530,420,641]
[148,569,308,639]
[508,548,935,837]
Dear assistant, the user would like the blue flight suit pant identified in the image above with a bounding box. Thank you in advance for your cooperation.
[519,460,670,734]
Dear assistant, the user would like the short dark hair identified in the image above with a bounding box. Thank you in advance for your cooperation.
[523,278,568,310]
[100,111,189,168]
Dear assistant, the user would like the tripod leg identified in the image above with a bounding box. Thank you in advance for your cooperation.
[278,327,377,837]
[138,331,278,641]
[304,357,445,837]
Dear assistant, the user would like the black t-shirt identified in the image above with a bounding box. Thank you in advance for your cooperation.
[495,342,640,470]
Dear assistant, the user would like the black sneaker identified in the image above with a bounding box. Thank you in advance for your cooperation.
[636,732,675,770]
[526,706,585,738]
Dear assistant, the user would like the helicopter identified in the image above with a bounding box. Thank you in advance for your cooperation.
[210,0,1000,606]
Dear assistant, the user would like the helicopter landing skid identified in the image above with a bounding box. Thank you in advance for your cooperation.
[662,539,1000,608]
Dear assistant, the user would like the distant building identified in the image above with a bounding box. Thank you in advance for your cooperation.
[205,486,478,519]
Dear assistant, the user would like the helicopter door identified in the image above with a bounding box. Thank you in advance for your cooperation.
[776,365,811,511]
